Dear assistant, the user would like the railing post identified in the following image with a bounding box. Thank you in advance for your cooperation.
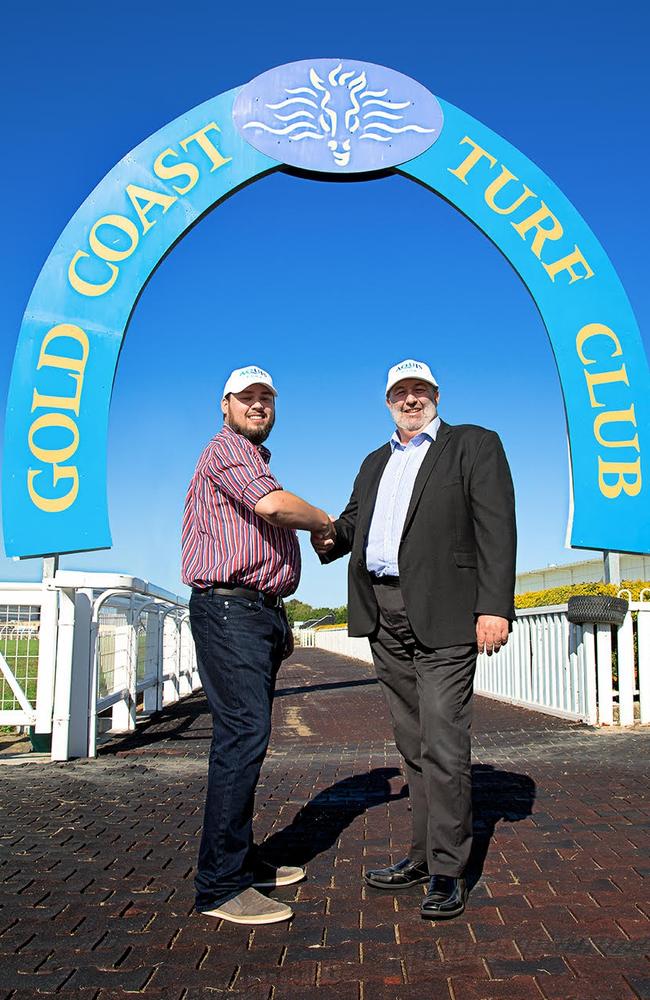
[111,599,137,732]
[50,587,76,761]
[161,609,179,706]
[68,588,93,756]
[127,599,138,730]
[177,614,191,698]
[638,603,650,725]
[34,575,58,738]
[616,611,635,727]
[156,609,165,712]
[579,624,598,725]
[143,609,161,714]
[111,621,130,730]
[595,623,614,725]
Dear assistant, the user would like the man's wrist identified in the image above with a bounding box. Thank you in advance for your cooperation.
[313,510,331,533]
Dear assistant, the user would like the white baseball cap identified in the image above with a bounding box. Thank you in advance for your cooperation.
[222,365,277,399]
[385,359,439,395]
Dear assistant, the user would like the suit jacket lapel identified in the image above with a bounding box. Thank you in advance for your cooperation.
[358,444,391,539]
[401,422,453,538]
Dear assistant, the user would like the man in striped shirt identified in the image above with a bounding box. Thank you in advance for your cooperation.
[182,365,334,926]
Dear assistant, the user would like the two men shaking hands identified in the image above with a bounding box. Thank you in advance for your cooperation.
[182,359,516,925]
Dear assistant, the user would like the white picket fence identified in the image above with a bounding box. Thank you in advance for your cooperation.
[0,572,199,761]
[2,578,648,763]
[298,600,650,727]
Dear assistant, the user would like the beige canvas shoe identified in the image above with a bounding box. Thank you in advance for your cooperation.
[252,860,306,888]
[202,887,293,925]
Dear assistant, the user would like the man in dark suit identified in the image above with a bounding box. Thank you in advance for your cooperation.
[313,358,516,920]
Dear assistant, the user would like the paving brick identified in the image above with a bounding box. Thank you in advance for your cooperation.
[535,973,639,999]
[625,975,650,1000]
[450,977,541,1000]
[0,648,648,999]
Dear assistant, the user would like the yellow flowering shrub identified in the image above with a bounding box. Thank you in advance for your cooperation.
[515,580,650,609]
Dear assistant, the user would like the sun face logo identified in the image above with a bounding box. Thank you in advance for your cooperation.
[233,59,443,174]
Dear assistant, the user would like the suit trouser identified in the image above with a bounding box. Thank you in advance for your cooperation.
[370,581,477,877]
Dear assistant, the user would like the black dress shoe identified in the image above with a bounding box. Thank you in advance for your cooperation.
[364,857,430,890]
[420,875,467,919]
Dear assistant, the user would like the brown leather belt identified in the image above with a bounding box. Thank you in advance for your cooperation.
[193,582,284,608]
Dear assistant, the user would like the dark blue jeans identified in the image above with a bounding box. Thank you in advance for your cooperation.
[189,589,288,911]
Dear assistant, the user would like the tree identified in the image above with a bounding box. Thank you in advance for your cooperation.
[284,599,348,626]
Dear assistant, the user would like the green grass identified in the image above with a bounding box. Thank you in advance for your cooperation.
[0,636,39,711]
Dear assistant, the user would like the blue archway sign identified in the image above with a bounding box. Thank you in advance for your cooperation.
[4,58,649,558]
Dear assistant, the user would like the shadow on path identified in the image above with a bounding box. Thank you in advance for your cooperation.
[99,695,210,754]
[467,763,536,888]
[261,767,406,865]
[275,677,378,698]
[260,763,536,879]
[99,677,379,754]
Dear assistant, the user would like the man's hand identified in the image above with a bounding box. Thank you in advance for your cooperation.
[311,517,336,554]
[476,615,509,656]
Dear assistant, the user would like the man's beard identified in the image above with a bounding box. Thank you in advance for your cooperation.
[389,398,437,433]
[226,411,275,445]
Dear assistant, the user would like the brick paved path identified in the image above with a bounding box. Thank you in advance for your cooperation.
[1,648,648,1000]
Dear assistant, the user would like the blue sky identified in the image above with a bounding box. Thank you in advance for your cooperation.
[1,0,648,606]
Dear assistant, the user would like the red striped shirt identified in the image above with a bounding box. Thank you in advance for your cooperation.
[181,424,301,595]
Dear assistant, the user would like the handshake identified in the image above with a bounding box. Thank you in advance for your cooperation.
[310,513,337,555]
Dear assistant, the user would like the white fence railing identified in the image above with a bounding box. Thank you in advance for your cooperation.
[3,582,647,762]
[297,600,650,727]
[0,572,199,761]
[296,626,372,662]
[0,584,47,729]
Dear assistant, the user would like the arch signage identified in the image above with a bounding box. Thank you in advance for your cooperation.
[3,58,649,558]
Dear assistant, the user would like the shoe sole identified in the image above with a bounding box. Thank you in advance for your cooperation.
[202,907,294,925]
[253,874,305,888]
[364,875,430,890]
[420,899,467,921]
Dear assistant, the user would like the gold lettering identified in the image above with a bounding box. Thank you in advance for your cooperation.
[512,202,564,257]
[543,245,594,284]
[584,365,629,408]
[68,250,118,296]
[125,183,177,234]
[484,166,537,215]
[38,324,89,374]
[28,412,79,465]
[594,405,640,451]
[180,122,232,172]
[153,148,200,195]
[89,214,139,262]
[447,136,497,184]
[31,324,89,416]
[598,457,642,498]
[576,323,623,365]
[32,382,82,416]
[27,466,79,513]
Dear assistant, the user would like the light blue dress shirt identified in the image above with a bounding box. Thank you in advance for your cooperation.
[365,416,441,577]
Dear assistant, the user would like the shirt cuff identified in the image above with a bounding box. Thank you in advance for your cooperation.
[241,474,282,511]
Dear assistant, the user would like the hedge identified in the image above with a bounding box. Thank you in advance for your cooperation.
[515,579,650,609]
[299,580,650,630]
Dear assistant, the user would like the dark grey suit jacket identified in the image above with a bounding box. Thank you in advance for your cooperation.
[322,420,517,648]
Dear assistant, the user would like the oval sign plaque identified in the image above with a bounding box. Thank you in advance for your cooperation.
[233,57,443,174]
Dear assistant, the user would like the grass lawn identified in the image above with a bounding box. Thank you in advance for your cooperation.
[0,635,39,710]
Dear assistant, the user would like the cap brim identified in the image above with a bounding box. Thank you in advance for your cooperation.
[386,375,438,394]
[223,379,278,398]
